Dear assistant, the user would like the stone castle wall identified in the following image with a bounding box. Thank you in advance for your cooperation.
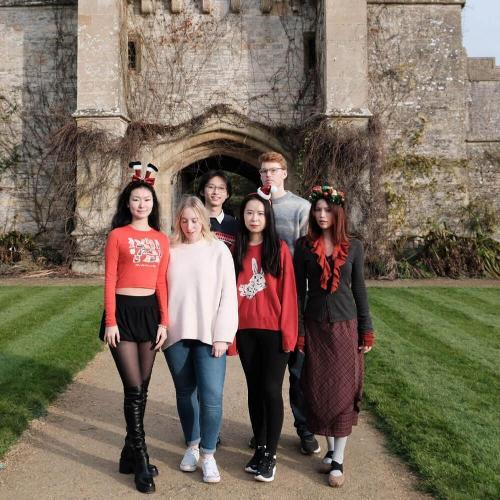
[126,0,317,127]
[466,57,500,228]
[0,0,498,256]
[367,1,471,237]
[0,0,77,239]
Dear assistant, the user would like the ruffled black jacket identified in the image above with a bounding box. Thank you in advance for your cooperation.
[293,237,374,338]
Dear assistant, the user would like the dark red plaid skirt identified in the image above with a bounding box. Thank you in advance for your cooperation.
[302,317,363,437]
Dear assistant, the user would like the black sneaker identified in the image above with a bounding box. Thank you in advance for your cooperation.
[248,435,256,449]
[322,450,334,465]
[255,452,276,482]
[319,450,334,473]
[300,434,321,455]
[244,446,266,474]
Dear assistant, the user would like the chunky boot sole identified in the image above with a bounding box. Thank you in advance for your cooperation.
[135,478,156,494]
[119,460,159,477]
[254,468,276,482]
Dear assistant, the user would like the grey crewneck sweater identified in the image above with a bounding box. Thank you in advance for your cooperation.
[272,191,310,256]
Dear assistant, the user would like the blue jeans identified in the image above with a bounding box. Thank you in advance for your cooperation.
[164,340,226,454]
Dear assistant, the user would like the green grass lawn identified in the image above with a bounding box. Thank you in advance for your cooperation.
[366,287,500,500]
[0,285,498,499]
[0,286,103,458]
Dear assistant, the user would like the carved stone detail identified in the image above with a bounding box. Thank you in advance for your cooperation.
[171,0,183,13]
[140,0,154,14]
[201,0,211,13]
[230,0,241,13]
[261,0,272,14]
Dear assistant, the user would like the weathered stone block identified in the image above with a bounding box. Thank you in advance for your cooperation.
[171,0,183,13]
[467,57,500,82]
[141,0,154,14]
[201,0,211,13]
[230,0,241,13]
[261,0,272,14]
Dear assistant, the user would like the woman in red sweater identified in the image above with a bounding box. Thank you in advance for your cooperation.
[100,164,169,494]
[233,188,298,483]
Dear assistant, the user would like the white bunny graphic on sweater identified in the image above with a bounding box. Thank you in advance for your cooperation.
[239,258,267,299]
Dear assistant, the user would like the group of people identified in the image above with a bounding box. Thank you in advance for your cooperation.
[100,151,375,493]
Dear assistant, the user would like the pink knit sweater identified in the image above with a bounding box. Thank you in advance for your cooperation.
[166,237,238,348]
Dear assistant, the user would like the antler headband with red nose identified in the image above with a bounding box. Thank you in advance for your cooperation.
[129,161,159,186]
[256,185,278,202]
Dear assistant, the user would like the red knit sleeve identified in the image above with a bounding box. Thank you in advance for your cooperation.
[104,230,119,327]
[155,234,170,327]
[278,242,298,352]
[362,330,375,347]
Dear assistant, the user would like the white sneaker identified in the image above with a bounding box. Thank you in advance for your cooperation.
[180,447,199,472]
[201,456,221,483]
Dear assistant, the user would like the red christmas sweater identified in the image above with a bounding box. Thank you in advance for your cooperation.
[236,241,298,352]
[104,225,169,327]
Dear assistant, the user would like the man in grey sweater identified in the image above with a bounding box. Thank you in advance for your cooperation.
[256,151,320,455]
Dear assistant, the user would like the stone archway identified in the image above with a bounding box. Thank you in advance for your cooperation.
[175,154,259,217]
[150,122,288,229]
[70,120,287,273]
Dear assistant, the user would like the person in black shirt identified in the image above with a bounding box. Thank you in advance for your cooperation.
[196,170,238,451]
[197,170,239,248]
[293,185,375,489]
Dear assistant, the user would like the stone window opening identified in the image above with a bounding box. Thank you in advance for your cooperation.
[304,32,316,72]
[128,38,140,72]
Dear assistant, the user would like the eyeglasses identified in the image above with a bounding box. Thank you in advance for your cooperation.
[259,168,284,176]
[205,184,227,193]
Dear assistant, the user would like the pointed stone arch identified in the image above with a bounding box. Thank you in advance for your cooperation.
[149,121,288,228]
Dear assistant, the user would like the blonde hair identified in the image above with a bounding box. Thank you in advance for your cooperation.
[258,151,287,170]
[171,195,215,245]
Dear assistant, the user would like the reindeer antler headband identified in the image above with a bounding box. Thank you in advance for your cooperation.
[129,161,159,186]
[255,185,277,202]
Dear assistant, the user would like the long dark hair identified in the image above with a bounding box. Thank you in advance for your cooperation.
[307,198,349,246]
[234,193,281,278]
[111,180,161,231]
[197,169,234,214]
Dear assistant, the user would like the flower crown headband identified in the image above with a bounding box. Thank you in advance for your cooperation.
[129,161,158,186]
[308,185,345,207]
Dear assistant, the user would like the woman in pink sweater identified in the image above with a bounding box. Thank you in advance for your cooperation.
[164,196,238,484]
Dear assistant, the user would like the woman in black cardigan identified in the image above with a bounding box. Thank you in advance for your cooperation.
[293,185,375,488]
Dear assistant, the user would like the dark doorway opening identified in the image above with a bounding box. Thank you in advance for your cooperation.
[175,155,259,217]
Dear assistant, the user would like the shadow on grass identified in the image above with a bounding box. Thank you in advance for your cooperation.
[0,353,75,458]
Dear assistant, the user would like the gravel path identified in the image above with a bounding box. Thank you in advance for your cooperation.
[0,349,428,500]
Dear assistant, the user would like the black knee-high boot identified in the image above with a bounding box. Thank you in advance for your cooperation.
[119,383,158,477]
[140,382,158,476]
[123,386,155,494]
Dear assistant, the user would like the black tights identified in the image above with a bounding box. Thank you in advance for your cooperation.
[236,330,290,456]
[110,341,157,390]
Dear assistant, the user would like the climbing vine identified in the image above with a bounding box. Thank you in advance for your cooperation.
[3,1,493,278]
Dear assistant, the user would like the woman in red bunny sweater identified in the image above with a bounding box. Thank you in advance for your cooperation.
[233,187,298,483]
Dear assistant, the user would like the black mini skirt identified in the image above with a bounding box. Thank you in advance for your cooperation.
[99,294,160,343]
